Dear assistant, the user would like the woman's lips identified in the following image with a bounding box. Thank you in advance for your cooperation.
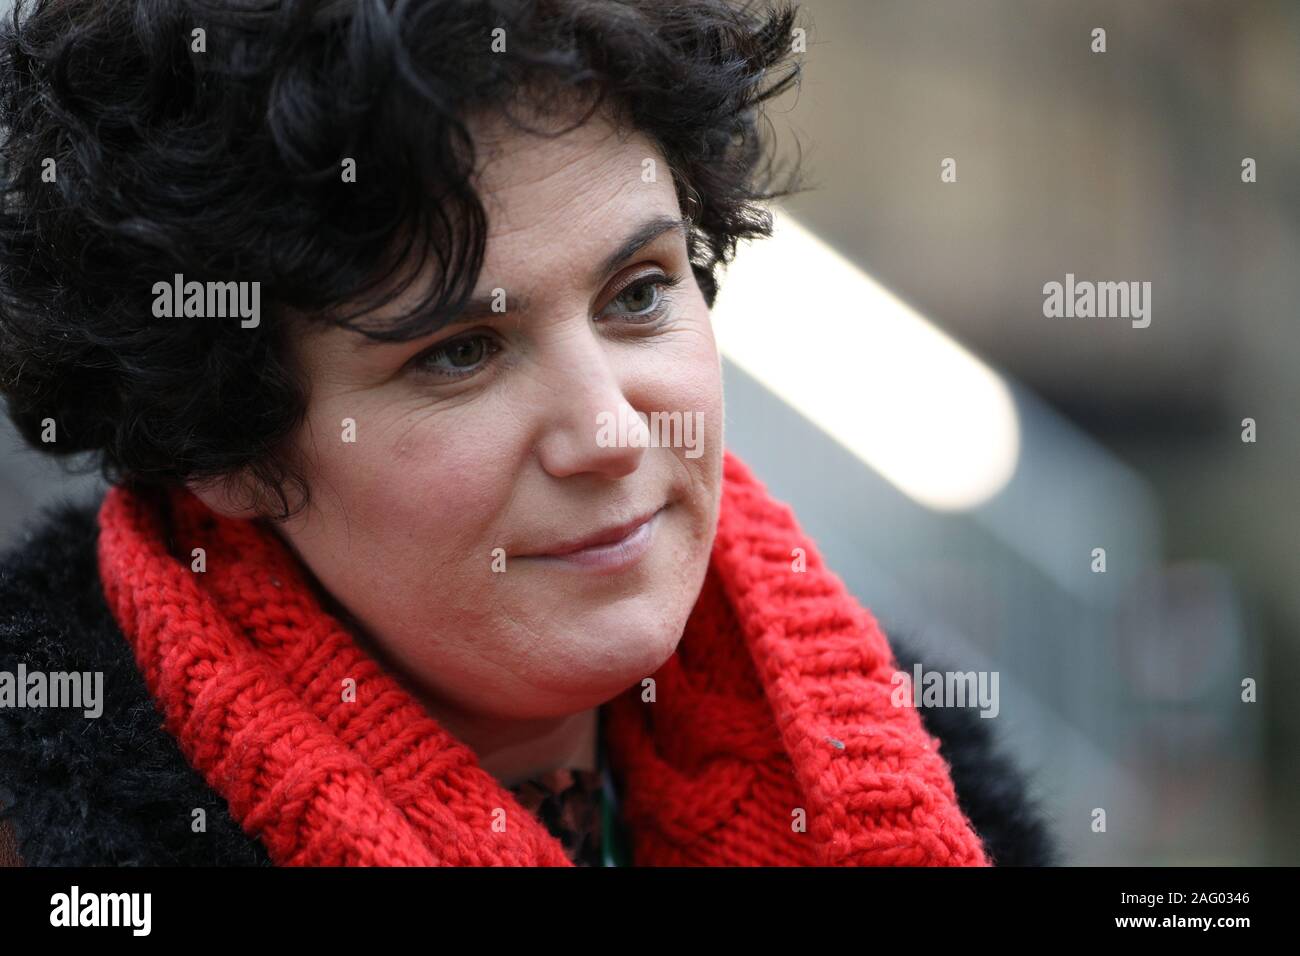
[524,505,665,573]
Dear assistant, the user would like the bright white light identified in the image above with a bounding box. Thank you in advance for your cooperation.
[711,208,1021,512]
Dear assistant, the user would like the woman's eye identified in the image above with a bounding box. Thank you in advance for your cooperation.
[409,272,683,381]
[599,272,683,323]
[612,280,660,315]
[411,333,500,379]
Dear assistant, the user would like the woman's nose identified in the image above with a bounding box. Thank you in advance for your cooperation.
[532,328,647,481]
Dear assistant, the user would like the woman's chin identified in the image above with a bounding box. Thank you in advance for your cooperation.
[519,626,689,715]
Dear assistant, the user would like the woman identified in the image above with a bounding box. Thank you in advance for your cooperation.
[0,0,1055,866]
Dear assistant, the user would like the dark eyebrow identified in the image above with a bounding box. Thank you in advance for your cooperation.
[352,213,691,349]
[589,212,692,288]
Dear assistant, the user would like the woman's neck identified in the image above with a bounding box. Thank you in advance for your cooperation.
[419,699,600,788]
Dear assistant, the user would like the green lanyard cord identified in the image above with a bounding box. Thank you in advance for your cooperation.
[597,705,630,867]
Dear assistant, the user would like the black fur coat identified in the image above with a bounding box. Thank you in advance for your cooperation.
[0,492,1059,866]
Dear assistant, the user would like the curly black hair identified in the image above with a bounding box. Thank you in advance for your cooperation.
[0,0,807,519]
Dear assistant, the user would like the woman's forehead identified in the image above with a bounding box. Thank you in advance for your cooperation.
[469,112,674,235]
[294,162,687,360]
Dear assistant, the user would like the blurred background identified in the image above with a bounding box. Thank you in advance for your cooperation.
[710,0,1299,865]
[2,0,1297,864]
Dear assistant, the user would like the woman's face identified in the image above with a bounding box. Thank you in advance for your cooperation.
[251,108,724,720]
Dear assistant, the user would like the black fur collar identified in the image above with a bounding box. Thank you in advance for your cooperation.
[0,491,1057,866]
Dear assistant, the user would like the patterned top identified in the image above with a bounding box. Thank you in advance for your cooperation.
[504,706,631,866]
[507,766,606,866]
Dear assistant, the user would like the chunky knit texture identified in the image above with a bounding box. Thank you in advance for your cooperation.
[94,449,991,866]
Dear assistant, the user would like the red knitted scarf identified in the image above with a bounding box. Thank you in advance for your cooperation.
[96,449,990,866]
